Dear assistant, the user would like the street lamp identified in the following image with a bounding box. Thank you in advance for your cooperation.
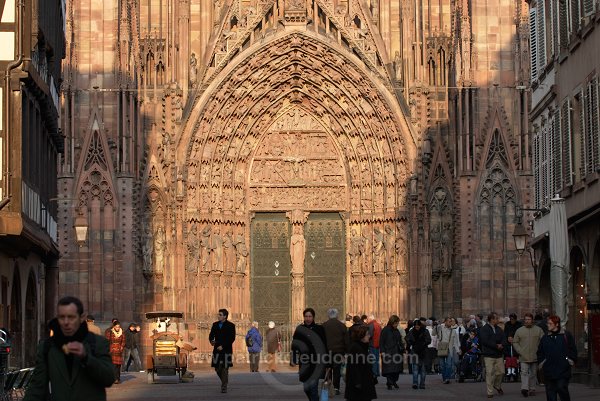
[74,213,88,246]
[512,220,528,257]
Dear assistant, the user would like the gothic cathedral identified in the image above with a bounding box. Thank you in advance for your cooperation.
[58,1,536,331]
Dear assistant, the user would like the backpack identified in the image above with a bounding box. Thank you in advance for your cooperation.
[245,336,253,347]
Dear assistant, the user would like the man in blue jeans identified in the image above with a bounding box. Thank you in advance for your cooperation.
[406,320,431,389]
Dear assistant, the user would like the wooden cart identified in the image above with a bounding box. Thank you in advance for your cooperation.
[145,311,189,383]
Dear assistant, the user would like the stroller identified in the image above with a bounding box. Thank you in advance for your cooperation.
[458,332,483,382]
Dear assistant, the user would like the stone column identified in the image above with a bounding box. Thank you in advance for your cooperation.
[287,210,309,323]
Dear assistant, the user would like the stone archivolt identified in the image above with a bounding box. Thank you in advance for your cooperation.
[179,32,415,225]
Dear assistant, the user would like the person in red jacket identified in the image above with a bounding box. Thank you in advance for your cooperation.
[367,314,382,382]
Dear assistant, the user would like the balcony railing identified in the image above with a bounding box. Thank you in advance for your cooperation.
[30,49,60,118]
[21,181,57,243]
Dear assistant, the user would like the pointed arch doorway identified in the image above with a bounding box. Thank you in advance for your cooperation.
[249,108,347,325]
[250,212,346,326]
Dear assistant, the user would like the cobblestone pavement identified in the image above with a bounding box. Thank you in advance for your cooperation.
[108,368,600,401]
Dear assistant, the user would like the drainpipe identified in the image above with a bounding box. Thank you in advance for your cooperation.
[2,0,25,211]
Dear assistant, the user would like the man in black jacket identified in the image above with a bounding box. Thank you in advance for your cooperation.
[322,308,348,395]
[292,308,328,401]
[480,312,505,398]
[209,308,236,393]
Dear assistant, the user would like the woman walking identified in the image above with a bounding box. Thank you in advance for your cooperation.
[345,325,377,401]
[380,315,405,390]
[245,321,263,372]
[537,315,577,401]
[106,320,126,383]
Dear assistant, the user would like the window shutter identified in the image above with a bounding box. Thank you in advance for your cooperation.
[570,0,581,34]
[559,0,569,48]
[541,126,549,205]
[551,0,559,56]
[588,79,599,172]
[561,99,573,186]
[534,131,541,208]
[538,1,547,72]
[580,89,587,176]
[583,0,595,16]
[552,108,562,193]
[530,8,538,82]
[592,78,600,171]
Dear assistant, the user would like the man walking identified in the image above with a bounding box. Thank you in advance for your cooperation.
[209,308,236,393]
[512,313,544,397]
[480,312,505,398]
[322,308,347,395]
[123,323,143,372]
[23,296,114,401]
[292,308,328,401]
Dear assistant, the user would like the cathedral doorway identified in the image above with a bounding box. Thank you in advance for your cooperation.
[250,212,346,325]
[251,213,291,325]
[304,213,345,323]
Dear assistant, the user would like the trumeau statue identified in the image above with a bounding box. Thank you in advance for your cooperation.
[290,225,306,274]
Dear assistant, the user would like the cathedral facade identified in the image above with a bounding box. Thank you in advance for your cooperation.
[58,0,536,341]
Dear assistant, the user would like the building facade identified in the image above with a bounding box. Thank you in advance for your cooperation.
[528,0,600,384]
[0,0,65,366]
[59,0,536,356]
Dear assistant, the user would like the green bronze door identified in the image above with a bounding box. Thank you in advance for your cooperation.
[304,213,346,323]
[251,214,291,325]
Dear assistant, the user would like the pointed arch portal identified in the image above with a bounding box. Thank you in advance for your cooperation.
[156,32,416,323]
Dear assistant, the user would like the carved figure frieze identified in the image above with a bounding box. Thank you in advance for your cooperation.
[186,223,200,273]
[234,234,249,274]
[248,186,346,210]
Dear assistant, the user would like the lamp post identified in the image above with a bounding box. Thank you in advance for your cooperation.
[74,213,88,247]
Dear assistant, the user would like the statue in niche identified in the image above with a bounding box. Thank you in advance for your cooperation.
[189,53,198,86]
[200,225,212,272]
[186,223,200,273]
[395,223,407,272]
[372,227,385,273]
[210,225,224,272]
[383,225,395,272]
[234,234,249,274]
[441,223,453,274]
[361,230,371,273]
[154,226,166,274]
[223,230,234,272]
[349,229,365,274]
[394,51,402,82]
[430,224,442,278]
[290,225,306,274]
[142,225,153,274]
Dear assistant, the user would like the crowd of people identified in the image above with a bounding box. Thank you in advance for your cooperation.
[288,308,579,401]
[19,296,579,401]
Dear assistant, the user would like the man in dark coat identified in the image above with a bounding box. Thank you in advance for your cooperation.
[480,312,505,398]
[23,296,114,401]
[209,308,236,393]
[322,308,348,395]
[406,319,431,389]
[292,307,328,401]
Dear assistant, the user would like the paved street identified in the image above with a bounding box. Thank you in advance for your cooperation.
[107,368,600,401]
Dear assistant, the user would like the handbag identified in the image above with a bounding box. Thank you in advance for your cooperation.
[437,341,449,357]
[320,368,333,401]
[536,360,546,385]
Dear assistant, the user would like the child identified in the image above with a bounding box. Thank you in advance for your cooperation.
[459,330,480,381]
